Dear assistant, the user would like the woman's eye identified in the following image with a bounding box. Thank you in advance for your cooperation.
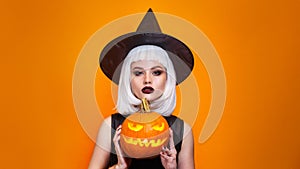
[152,70,163,76]
[133,71,143,76]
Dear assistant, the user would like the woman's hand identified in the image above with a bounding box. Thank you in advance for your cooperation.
[160,128,177,169]
[112,125,131,169]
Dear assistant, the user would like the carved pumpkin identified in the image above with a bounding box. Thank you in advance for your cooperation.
[120,99,169,158]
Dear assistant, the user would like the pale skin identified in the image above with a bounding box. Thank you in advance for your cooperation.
[88,60,195,169]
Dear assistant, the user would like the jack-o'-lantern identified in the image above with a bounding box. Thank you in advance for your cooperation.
[120,98,169,158]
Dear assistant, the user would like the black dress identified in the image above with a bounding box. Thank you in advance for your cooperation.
[107,113,184,169]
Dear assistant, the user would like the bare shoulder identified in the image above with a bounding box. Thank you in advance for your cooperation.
[103,116,112,126]
[178,122,194,169]
[88,116,112,169]
[96,116,112,152]
[183,122,193,139]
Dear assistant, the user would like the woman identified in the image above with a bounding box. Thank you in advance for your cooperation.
[89,9,195,169]
[89,45,194,169]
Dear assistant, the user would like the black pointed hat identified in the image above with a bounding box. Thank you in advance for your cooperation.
[100,8,194,85]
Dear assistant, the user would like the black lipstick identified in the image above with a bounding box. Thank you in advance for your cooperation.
[142,86,154,94]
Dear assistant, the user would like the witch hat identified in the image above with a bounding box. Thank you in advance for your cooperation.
[99,8,194,84]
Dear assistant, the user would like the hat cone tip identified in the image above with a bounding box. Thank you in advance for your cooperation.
[136,8,161,33]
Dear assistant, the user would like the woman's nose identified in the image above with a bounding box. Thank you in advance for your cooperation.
[143,72,152,84]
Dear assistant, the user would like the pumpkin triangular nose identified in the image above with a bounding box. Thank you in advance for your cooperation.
[136,8,162,33]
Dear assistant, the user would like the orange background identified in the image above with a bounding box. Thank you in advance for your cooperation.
[1,0,300,169]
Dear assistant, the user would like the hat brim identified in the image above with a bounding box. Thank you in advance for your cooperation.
[99,32,194,85]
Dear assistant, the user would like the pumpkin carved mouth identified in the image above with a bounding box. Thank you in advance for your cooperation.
[122,135,167,148]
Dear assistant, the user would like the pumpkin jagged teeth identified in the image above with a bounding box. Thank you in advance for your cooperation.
[151,138,167,147]
[141,139,151,147]
[124,137,137,145]
[122,136,167,148]
[142,139,148,143]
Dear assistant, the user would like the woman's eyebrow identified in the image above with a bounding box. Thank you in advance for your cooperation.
[132,66,164,70]
[151,66,164,70]
[132,67,144,70]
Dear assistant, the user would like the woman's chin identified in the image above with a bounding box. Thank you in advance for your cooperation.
[139,94,162,102]
[141,95,154,101]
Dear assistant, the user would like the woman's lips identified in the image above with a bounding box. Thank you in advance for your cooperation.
[142,86,154,94]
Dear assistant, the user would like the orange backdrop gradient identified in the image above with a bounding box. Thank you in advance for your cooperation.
[1,0,300,169]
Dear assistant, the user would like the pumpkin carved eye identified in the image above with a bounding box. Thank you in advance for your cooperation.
[128,122,144,131]
[152,122,165,131]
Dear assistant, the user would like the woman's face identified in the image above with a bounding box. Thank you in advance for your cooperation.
[130,60,167,101]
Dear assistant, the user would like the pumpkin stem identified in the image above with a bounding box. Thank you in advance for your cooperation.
[141,98,150,113]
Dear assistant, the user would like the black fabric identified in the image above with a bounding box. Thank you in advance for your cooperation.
[108,113,183,169]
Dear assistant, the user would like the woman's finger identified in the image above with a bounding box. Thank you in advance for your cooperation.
[169,128,176,152]
[113,125,126,164]
[169,127,175,150]
[162,146,175,156]
[113,125,122,142]
[160,151,171,160]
